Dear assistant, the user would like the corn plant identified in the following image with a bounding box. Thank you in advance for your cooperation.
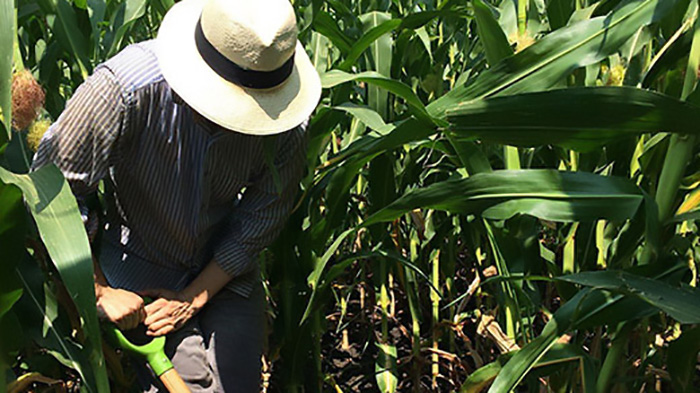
[3,0,700,392]
[264,0,700,391]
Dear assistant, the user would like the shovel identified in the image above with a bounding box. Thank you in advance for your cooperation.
[104,323,191,393]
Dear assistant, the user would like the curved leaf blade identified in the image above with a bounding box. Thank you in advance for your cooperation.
[446,87,700,151]
[363,170,644,226]
[321,70,433,123]
[434,0,682,117]
[338,18,401,71]
[334,0,681,166]
[0,0,12,141]
[473,0,513,65]
[558,270,700,324]
[0,165,108,392]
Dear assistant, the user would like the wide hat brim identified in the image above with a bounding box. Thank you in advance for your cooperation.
[156,0,321,135]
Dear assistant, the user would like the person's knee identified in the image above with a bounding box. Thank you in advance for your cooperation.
[166,323,215,392]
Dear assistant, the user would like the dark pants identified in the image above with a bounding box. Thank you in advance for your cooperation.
[136,284,265,392]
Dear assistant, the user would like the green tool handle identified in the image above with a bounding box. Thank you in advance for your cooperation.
[103,324,174,376]
[100,297,191,392]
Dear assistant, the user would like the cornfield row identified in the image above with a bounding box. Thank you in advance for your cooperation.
[1,0,700,392]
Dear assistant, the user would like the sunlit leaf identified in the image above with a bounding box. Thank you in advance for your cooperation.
[0,165,108,392]
[364,170,644,226]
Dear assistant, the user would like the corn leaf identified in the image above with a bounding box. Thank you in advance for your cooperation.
[52,0,90,79]
[332,103,394,135]
[300,228,356,324]
[488,288,613,392]
[434,0,683,116]
[334,0,683,164]
[473,0,513,66]
[0,0,13,142]
[446,87,700,152]
[547,0,576,30]
[375,343,398,393]
[363,170,644,226]
[108,0,149,56]
[667,326,700,392]
[462,344,597,393]
[310,31,329,74]
[338,18,401,71]
[558,270,700,324]
[313,11,353,54]
[0,165,108,392]
[0,182,24,320]
[14,256,101,392]
[322,70,432,123]
[361,11,393,120]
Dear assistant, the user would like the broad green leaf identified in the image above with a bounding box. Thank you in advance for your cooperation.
[653,3,700,221]
[432,0,683,117]
[338,18,401,71]
[414,26,433,63]
[310,31,329,74]
[660,0,692,38]
[363,170,644,226]
[667,326,700,392]
[446,87,700,152]
[360,11,393,119]
[86,0,105,56]
[558,270,700,324]
[313,11,352,54]
[331,103,394,135]
[0,182,25,320]
[306,228,356,291]
[462,344,597,393]
[399,9,469,30]
[573,295,657,330]
[488,264,687,392]
[461,360,503,393]
[488,289,611,392]
[53,0,90,79]
[474,0,513,66]
[547,0,575,30]
[324,117,435,168]
[14,258,100,392]
[368,153,397,213]
[445,134,493,174]
[317,156,372,238]
[0,0,12,142]
[642,28,692,88]
[321,70,433,124]
[109,0,149,56]
[0,165,108,392]
[300,228,355,324]
[375,343,398,393]
[335,0,681,167]
[124,0,148,24]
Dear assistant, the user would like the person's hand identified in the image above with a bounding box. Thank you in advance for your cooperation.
[95,285,146,330]
[140,289,200,336]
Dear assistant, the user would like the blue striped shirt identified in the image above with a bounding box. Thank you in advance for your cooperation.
[32,41,307,297]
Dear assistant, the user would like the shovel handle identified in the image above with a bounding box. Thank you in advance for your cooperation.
[160,368,191,393]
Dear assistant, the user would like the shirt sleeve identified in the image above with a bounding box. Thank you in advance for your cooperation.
[31,67,126,237]
[211,122,308,278]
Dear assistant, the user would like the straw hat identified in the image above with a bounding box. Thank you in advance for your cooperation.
[156,0,321,135]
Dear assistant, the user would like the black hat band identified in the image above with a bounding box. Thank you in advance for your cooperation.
[194,19,295,89]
